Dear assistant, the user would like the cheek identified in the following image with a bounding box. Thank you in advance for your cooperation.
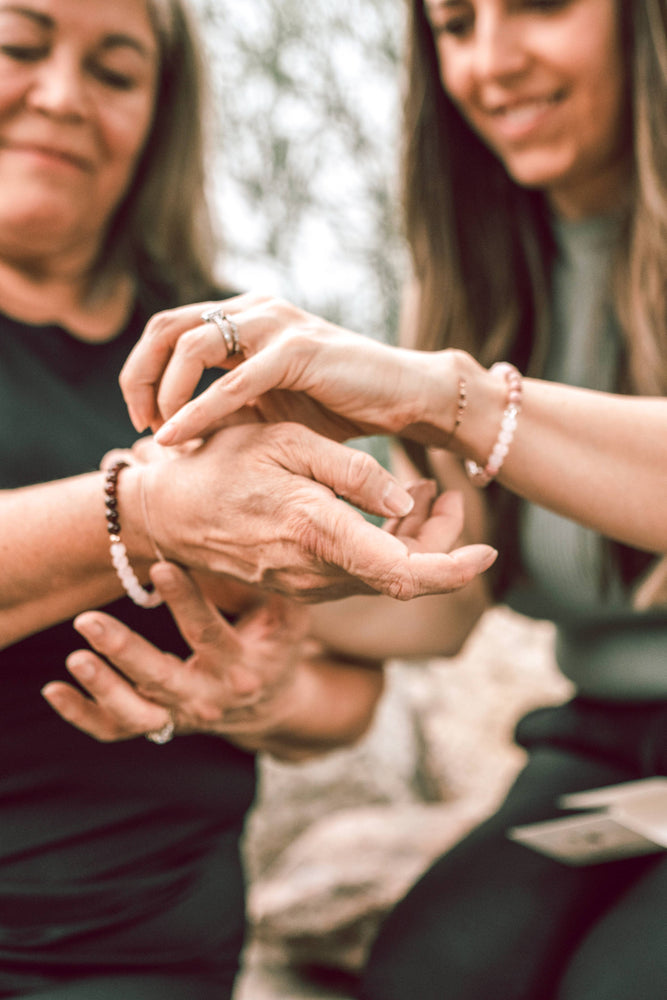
[0,75,29,116]
[435,43,473,118]
[103,100,155,174]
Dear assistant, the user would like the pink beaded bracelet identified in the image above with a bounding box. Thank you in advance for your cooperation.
[104,460,163,608]
[464,362,523,487]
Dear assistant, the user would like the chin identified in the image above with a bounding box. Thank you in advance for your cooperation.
[499,152,578,194]
[0,203,84,244]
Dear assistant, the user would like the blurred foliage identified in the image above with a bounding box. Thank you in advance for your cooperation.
[193,0,407,344]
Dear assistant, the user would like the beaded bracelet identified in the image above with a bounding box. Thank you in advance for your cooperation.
[464,362,523,487]
[443,376,468,448]
[104,460,163,608]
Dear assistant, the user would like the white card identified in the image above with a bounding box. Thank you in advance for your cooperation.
[508,813,660,866]
[507,777,667,865]
[559,777,667,811]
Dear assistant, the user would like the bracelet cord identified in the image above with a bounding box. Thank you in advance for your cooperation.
[104,460,163,608]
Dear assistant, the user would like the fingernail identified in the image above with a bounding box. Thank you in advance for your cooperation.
[382,483,415,517]
[128,407,147,434]
[155,421,176,445]
[478,548,498,572]
[74,615,104,640]
[68,657,95,681]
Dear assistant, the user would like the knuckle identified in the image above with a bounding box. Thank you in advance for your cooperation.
[174,328,203,357]
[140,309,177,348]
[189,619,222,647]
[101,627,131,660]
[172,327,211,360]
[342,448,377,494]
[136,662,173,695]
[382,569,418,602]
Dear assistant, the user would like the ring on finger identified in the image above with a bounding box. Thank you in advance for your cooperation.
[200,308,240,357]
[145,708,176,745]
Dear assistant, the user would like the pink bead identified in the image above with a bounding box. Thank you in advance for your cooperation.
[464,362,523,488]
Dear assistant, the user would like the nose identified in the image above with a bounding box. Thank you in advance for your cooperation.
[27,52,89,121]
[470,12,529,83]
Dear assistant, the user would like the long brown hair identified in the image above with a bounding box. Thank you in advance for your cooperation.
[97,0,221,308]
[403,0,667,393]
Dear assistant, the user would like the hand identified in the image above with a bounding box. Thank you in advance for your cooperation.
[119,293,458,447]
[142,422,497,601]
[41,563,312,744]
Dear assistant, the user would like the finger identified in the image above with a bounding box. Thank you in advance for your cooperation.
[389,545,498,601]
[72,609,182,699]
[280,427,416,520]
[410,489,466,548]
[120,294,265,432]
[321,508,497,600]
[383,479,438,537]
[156,321,236,422]
[155,343,293,445]
[42,657,169,742]
[148,562,242,663]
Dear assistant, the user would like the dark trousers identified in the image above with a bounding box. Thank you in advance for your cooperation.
[359,699,667,1000]
[6,972,236,1000]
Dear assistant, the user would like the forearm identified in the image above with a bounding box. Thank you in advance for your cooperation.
[0,468,153,648]
[423,352,667,552]
[226,654,385,762]
[309,581,489,661]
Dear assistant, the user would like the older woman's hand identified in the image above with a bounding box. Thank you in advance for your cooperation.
[120,293,461,448]
[41,563,309,743]
[139,422,497,602]
[41,563,383,758]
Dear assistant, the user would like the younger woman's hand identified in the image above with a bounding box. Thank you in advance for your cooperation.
[120,293,456,447]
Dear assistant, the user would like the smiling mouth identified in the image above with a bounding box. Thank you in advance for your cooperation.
[489,90,565,128]
[3,143,92,170]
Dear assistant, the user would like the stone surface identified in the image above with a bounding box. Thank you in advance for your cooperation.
[233,606,572,999]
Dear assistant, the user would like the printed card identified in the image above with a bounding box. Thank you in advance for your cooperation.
[507,777,667,865]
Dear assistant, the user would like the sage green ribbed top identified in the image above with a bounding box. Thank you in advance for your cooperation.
[507,215,667,701]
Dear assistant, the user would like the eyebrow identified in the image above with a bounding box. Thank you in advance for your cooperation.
[0,4,52,27]
[99,34,157,62]
[0,6,156,60]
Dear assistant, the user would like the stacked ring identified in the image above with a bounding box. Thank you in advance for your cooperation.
[201,308,240,357]
[145,709,176,745]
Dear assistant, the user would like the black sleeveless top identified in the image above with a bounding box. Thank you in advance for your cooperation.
[0,306,256,991]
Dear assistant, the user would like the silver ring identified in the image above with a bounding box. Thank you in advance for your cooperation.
[201,308,240,357]
[145,710,176,745]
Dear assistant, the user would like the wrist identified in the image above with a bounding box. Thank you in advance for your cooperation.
[457,361,522,480]
[414,350,485,450]
[111,464,156,566]
[418,350,519,472]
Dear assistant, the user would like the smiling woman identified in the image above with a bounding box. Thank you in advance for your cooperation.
[0,0,158,303]
[423,0,630,217]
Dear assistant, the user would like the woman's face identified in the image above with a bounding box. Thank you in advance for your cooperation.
[424,0,630,218]
[0,0,159,262]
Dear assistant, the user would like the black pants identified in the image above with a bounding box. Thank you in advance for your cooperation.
[5,972,236,1000]
[359,699,667,1000]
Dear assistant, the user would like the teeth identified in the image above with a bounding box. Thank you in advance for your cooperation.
[497,95,559,125]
